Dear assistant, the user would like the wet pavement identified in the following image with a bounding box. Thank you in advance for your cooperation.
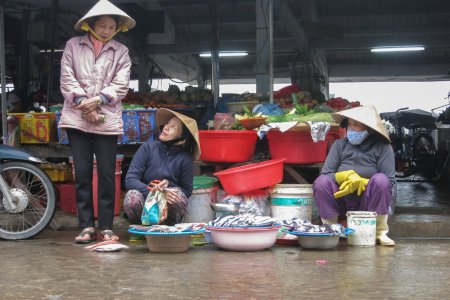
[1,179,450,299]
[1,230,450,299]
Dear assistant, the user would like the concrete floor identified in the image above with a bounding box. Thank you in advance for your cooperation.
[1,231,450,299]
[1,179,450,299]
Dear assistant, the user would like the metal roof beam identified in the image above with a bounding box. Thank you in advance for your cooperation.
[277,0,308,49]
[147,33,450,54]
[329,63,450,81]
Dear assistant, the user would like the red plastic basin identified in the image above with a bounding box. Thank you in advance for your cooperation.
[214,159,285,194]
[267,130,339,164]
[199,130,257,162]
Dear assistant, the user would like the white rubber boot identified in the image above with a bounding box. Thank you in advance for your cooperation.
[376,215,395,246]
[321,216,338,225]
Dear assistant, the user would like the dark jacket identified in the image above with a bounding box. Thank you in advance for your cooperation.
[321,134,396,188]
[125,140,194,198]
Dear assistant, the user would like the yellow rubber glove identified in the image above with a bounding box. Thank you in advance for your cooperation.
[334,170,369,198]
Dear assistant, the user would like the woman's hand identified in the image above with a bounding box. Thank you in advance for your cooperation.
[164,190,183,205]
[152,179,169,191]
[150,179,183,204]
[81,110,99,123]
[76,96,101,114]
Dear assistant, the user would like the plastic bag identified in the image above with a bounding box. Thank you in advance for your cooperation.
[141,190,168,225]
[214,113,235,130]
[218,189,271,216]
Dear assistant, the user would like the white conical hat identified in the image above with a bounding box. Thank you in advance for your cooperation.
[74,0,136,31]
[332,105,390,142]
[156,108,201,160]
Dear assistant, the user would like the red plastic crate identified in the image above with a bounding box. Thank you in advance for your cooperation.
[267,130,338,164]
[67,155,124,218]
[199,130,257,162]
[56,183,77,214]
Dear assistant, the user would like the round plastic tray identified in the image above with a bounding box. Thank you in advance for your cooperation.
[128,228,205,236]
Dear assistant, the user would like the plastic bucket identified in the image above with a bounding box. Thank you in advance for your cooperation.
[193,176,218,189]
[182,185,219,223]
[346,211,377,247]
[270,184,313,221]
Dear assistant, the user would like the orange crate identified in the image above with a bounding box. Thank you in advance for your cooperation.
[17,113,56,144]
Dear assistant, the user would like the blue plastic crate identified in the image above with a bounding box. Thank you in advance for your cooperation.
[119,109,157,144]
[55,112,69,144]
[56,109,156,144]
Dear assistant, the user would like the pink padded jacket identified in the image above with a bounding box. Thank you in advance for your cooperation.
[59,34,131,135]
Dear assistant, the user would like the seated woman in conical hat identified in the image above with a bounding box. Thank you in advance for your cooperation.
[123,109,201,234]
[313,105,396,246]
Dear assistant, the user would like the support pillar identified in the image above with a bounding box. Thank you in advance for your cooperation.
[255,0,273,102]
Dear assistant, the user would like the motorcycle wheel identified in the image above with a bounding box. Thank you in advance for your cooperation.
[413,133,437,179]
[0,161,56,240]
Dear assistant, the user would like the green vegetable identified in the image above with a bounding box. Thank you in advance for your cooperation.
[301,113,333,122]
[294,104,310,115]
[242,105,253,116]
[266,115,285,123]
[283,114,306,122]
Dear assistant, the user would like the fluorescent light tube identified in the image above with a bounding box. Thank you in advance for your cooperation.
[371,46,425,53]
[199,52,248,57]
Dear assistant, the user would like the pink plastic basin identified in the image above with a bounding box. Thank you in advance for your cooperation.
[207,226,281,251]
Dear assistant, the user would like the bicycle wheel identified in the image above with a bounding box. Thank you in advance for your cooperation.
[0,161,56,240]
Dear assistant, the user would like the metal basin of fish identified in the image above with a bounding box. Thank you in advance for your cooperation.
[207,226,281,251]
[289,232,340,250]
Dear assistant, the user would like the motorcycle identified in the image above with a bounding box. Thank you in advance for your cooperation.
[0,144,56,240]
[381,108,437,179]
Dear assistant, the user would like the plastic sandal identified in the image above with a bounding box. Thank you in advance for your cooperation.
[100,229,120,242]
[75,229,97,244]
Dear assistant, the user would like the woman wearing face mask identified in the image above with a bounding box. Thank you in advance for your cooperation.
[123,109,200,230]
[313,105,396,246]
[59,0,135,243]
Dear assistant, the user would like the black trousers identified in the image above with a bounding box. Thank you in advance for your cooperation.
[67,129,118,229]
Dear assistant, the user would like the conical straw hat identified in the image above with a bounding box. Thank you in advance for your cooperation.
[74,0,136,31]
[332,105,390,142]
[156,108,201,160]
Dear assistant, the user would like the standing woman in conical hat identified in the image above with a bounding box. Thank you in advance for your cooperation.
[123,109,201,233]
[59,0,136,244]
[313,105,397,246]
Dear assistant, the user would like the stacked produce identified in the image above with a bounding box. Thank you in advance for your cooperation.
[121,85,212,109]
[325,97,360,110]
[232,85,362,129]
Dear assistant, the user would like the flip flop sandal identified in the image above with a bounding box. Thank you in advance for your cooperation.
[101,230,119,242]
[75,229,97,244]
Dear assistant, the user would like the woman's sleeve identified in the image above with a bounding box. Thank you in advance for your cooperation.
[320,141,342,180]
[99,47,131,104]
[125,143,151,197]
[60,39,87,102]
[377,143,396,187]
[174,157,194,198]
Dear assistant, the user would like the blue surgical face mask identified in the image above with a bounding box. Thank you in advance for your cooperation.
[347,129,369,145]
